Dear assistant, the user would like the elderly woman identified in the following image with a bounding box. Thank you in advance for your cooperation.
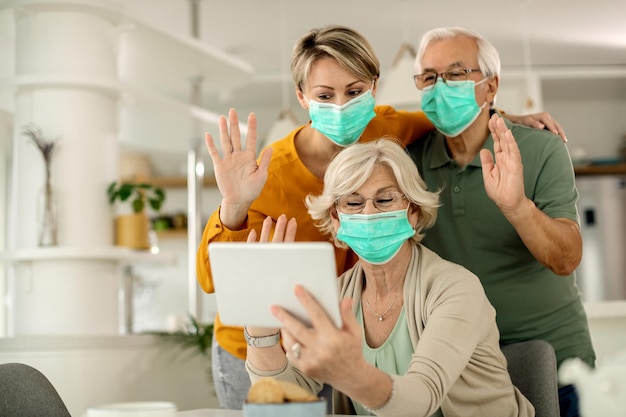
[244,138,534,417]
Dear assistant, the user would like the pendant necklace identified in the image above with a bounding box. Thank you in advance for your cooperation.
[364,290,402,321]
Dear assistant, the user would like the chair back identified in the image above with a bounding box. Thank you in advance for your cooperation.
[0,362,71,417]
[501,340,560,417]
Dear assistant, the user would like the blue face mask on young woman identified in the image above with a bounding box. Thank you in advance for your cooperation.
[336,208,415,265]
[308,89,376,147]
[421,78,488,137]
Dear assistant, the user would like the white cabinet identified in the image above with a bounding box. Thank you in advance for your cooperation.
[116,12,253,155]
[498,67,626,160]
[0,0,253,154]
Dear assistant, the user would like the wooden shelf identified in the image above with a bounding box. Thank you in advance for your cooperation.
[149,176,216,188]
[574,164,626,176]
[155,229,187,239]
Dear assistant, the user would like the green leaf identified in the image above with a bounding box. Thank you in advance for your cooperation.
[132,198,144,213]
[107,182,117,195]
[155,188,166,200]
[118,184,133,201]
[146,315,214,357]
[148,199,162,211]
[107,181,166,213]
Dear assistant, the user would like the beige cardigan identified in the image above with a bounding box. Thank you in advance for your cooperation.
[247,244,534,417]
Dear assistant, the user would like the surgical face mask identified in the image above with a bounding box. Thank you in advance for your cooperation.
[336,208,415,265]
[307,89,376,147]
[421,78,488,137]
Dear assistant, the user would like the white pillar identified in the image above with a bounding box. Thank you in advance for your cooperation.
[9,2,122,335]
[0,111,11,337]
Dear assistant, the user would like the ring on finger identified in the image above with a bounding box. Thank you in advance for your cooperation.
[291,342,302,360]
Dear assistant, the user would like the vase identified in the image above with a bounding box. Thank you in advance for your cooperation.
[115,212,150,249]
[38,182,58,246]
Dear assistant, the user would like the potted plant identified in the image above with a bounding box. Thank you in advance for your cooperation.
[148,315,214,358]
[107,181,166,249]
[148,315,215,392]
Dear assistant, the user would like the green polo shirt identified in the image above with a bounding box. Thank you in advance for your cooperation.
[407,116,595,369]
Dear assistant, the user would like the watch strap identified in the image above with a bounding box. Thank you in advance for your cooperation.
[244,327,280,348]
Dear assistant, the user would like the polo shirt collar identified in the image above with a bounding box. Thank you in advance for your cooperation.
[428,110,511,170]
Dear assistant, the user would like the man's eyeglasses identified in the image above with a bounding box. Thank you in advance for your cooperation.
[413,68,482,90]
[335,192,407,214]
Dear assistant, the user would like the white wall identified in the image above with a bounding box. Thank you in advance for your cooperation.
[545,98,626,160]
[497,74,626,162]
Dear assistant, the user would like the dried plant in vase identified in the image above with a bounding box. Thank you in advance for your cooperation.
[22,125,60,246]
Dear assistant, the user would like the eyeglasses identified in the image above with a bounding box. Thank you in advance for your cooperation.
[413,68,482,90]
[335,192,407,214]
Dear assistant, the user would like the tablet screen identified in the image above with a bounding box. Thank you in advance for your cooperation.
[208,241,342,328]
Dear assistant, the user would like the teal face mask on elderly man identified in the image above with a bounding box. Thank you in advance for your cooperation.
[308,89,376,147]
[421,78,488,137]
[336,208,415,265]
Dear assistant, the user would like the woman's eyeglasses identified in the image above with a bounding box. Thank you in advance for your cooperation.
[335,192,406,214]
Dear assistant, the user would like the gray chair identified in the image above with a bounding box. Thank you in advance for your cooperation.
[501,340,560,417]
[0,362,71,417]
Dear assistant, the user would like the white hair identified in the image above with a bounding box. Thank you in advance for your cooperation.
[306,138,440,246]
[414,27,501,78]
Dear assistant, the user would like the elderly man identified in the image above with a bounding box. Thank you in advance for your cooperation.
[407,27,595,417]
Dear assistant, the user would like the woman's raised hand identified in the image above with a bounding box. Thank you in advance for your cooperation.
[247,214,297,244]
[205,108,273,230]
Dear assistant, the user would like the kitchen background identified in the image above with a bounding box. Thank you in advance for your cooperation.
[0,0,625,415]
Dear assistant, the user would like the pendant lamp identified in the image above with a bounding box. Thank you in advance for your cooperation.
[261,107,299,149]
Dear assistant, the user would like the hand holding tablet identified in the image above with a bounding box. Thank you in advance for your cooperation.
[208,241,342,328]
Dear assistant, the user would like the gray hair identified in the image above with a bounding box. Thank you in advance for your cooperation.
[306,138,440,247]
[415,27,501,79]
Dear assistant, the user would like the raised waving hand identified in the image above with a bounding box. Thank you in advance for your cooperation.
[205,108,273,230]
[480,114,527,215]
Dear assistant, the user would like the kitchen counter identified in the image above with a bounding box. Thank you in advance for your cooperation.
[583,300,626,361]
[584,300,626,319]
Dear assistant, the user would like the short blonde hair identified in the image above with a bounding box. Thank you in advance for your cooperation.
[306,138,440,247]
[290,25,380,92]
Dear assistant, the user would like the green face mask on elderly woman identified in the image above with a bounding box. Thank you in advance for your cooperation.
[336,208,415,265]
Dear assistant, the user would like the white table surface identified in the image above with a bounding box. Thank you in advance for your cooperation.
[177,409,348,417]
[176,411,240,417]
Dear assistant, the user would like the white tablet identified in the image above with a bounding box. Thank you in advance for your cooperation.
[208,241,342,328]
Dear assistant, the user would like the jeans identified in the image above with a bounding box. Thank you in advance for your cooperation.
[211,338,250,409]
[559,384,580,417]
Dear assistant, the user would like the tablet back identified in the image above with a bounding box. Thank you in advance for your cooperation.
[208,242,341,328]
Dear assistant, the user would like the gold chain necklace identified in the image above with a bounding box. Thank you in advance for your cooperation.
[364,290,402,321]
